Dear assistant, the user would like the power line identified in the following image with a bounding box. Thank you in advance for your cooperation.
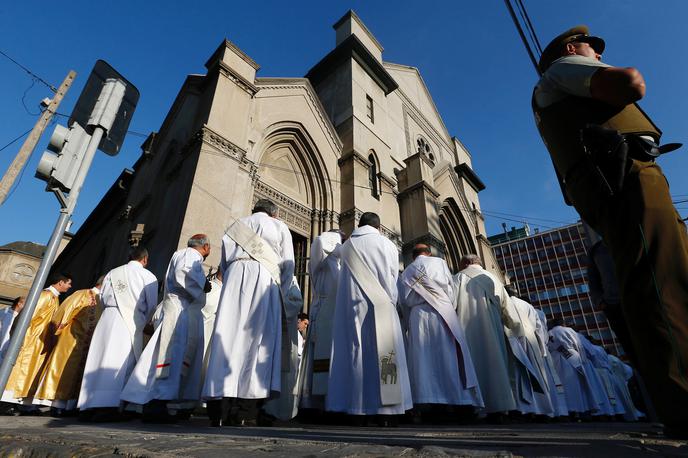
[0,127,33,153]
[0,49,57,93]
[21,79,41,116]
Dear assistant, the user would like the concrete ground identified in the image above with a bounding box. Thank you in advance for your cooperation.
[0,416,685,457]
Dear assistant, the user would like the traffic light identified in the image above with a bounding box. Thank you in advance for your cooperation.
[35,122,90,192]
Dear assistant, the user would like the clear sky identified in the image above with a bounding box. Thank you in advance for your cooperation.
[1,0,686,246]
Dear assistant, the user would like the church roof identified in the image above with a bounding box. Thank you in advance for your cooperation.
[0,241,45,258]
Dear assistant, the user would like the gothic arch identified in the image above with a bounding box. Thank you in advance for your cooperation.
[439,197,476,273]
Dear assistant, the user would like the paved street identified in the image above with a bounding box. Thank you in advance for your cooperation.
[0,417,685,457]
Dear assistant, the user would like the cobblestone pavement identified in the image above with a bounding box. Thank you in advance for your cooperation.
[0,416,685,457]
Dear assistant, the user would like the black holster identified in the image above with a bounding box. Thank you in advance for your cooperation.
[580,124,629,197]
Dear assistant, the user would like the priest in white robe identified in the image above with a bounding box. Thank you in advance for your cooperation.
[299,230,343,411]
[326,212,412,423]
[77,246,158,421]
[534,309,568,417]
[504,288,553,417]
[608,354,643,421]
[547,321,597,415]
[578,333,616,417]
[454,254,517,418]
[121,235,211,422]
[202,199,294,427]
[399,244,483,413]
[0,297,24,361]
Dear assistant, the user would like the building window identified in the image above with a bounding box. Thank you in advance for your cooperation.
[366,95,374,123]
[368,153,379,199]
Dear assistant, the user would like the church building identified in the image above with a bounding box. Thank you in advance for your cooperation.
[52,10,501,301]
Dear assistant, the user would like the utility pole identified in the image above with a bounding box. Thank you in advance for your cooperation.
[0,70,76,205]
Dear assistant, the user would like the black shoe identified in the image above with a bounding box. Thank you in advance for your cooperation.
[142,400,177,424]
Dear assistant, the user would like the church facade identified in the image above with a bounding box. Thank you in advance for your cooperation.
[52,11,501,302]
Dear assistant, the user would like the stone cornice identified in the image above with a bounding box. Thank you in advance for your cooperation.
[205,39,260,71]
[255,78,343,153]
[378,171,397,190]
[455,163,486,192]
[338,149,371,168]
[397,180,440,200]
[217,61,259,96]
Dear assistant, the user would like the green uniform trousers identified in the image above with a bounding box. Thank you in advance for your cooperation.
[565,158,688,427]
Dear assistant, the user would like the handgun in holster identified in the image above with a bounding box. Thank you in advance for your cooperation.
[579,124,628,197]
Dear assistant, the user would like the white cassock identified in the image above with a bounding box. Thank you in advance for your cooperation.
[121,248,207,408]
[201,277,223,374]
[608,354,643,421]
[454,265,517,413]
[507,297,553,416]
[399,255,483,407]
[547,326,597,413]
[534,309,568,417]
[77,260,158,410]
[299,231,342,410]
[265,279,303,420]
[578,334,616,416]
[203,212,294,400]
[0,307,17,361]
[326,225,412,415]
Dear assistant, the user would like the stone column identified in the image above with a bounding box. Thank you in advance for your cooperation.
[396,152,445,267]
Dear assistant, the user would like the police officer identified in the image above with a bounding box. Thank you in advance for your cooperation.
[532,26,688,439]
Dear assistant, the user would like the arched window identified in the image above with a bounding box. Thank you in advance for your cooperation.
[368,152,379,199]
[416,135,435,165]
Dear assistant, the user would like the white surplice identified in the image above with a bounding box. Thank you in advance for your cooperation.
[264,279,303,420]
[400,255,483,407]
[454,265,516,413]
[608,354,643,420]
[201,277,223,367]
[203,212,294,400]
[534,309,568,417]
[77,261,158,410]
[507,297,553,416]
[578,334,615,416]
[121,248,208,407]
[0,307,17,361]
[547,325,597,413]
[299,231,342,410]
[326,225,412,415]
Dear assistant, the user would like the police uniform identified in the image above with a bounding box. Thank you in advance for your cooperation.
[532,26,688,436]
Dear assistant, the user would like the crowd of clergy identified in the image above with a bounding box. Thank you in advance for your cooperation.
[0,198,644,427]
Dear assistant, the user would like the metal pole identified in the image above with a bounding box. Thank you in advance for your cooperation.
[0,71,76,205]
[0,77,119,392]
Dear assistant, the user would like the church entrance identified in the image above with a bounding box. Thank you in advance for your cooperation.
[291,230,309,306]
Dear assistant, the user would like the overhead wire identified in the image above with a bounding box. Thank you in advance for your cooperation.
[0,127,33,153]
[0,49,57,92]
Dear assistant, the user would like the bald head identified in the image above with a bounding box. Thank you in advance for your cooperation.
[188,233,211,259]
[412,243,431,260]
[459,254,482,270]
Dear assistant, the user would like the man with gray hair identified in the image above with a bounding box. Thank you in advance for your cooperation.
[203,199,295,426]
[454,254,519,421]
[121,234,211,422]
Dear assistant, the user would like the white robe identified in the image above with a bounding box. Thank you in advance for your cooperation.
[203,212,294,400]
[578,334,616,416]
[201,277,223,369]
[299,232,341,410]
[608,354,643,421]
[326,225,412,415]
[534,310,568,417]
[454,264,517,413]
[77,261,158,410]
[507,297,553,416]
[265,279,303,420]
[547,326,597,413]
[121,248,208,407]
[400,255,483,407]
[0,307,17,361]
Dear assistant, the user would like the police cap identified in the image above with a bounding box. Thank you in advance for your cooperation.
[538,25,605,73]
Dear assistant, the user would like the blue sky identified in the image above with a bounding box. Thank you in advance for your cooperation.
[1,0,686,246]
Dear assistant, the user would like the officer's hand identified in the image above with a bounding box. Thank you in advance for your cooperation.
[204,279,212,293]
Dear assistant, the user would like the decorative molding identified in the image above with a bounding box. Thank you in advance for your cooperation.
[338,207,402,248]
[255,78,343,153]
[397,180,440,201]
[378,171,397,191]
[400,93,454,157]
[455,163,486,192]
[217,61,259,96]
[338,149,371,168]
[253,180,312,236]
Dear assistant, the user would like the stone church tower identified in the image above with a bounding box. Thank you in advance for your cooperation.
[52,11,501,303]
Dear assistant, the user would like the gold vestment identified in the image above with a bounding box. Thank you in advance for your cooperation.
[34,288,101,402]
[4,289,60,399]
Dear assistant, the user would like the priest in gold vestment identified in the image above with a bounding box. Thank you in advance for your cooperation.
[33,277,103,413]
[1,274,72,405]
